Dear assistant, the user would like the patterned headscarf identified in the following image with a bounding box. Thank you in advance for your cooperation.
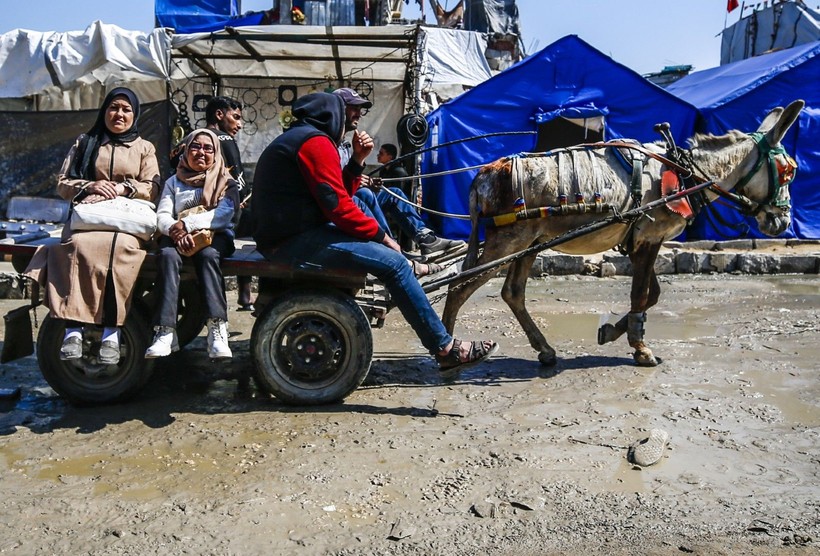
[175,129,232,209]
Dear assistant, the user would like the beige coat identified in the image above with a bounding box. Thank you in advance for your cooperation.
[26,136,160,325]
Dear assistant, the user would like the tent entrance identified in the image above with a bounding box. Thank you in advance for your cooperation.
[534,115,605,152]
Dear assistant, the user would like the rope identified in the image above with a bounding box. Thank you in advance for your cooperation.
[375,184,471,220]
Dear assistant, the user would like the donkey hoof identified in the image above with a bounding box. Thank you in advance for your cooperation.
[538,351,557,367]
[597,323,618,345]
[633,350,659,367]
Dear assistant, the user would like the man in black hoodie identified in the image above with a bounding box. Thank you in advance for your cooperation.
[252,92,497,375]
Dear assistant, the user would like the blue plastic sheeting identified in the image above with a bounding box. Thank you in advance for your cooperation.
[155,0,246,33]
[421,35,698,240]
[667,41,820,239]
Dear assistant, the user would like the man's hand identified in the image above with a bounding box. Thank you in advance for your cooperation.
[351,130,374,166]
[360,175,381,190]
[169,220,187,242]
[381,235,402,254]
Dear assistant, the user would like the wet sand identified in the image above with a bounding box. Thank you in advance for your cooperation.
[0,273,818,555]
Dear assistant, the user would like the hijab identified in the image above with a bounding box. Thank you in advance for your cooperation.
[67,86,141,180]
[175,128,232,210]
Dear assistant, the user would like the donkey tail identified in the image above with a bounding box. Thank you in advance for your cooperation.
[463,186,480,270]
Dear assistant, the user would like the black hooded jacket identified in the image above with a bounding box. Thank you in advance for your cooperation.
[251,92,383,250]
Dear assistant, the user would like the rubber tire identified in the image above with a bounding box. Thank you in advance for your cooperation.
[251,289,373,405]
[140,279,206,348]
[37,311,154,406]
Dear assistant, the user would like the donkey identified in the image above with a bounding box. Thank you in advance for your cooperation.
[442,100,804,367]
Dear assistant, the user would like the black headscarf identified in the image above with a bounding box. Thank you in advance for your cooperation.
[67,87,141,180]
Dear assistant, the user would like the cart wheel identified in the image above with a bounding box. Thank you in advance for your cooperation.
[37,312,154,405]
[251,289,373,405]
[140,279,206,348]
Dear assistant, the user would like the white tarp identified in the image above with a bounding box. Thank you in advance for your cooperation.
[0,22,490,112]
[0,21,172,107]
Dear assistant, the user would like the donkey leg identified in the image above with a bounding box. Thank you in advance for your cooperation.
[442,240,512,334]
[501,254,556,366]
[597,269,662,346]
[626,243,663,366]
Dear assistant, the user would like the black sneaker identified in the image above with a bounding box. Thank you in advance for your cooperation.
[418,234,467,260]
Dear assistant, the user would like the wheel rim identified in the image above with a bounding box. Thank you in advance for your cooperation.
[268,311,350,387]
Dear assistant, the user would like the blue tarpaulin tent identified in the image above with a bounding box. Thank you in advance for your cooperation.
[420,35,698,240]
[667,41,820,240]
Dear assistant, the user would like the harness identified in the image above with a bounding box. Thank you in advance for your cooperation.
[731,131,796,211]
[479,129,797,231]
[479,139,706,230]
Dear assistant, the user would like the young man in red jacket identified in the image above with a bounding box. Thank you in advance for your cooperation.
[251,92,497,375]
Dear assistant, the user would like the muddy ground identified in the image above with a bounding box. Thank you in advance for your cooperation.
[0,272,818,555]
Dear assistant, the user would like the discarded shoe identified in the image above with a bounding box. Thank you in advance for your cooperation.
[60,336,83,361]
[145,326,179,358]
[627,428,669,467]
[98,340,121,365]
[436,338,499,379]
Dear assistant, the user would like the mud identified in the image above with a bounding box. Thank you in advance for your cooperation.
[0,273,818,555]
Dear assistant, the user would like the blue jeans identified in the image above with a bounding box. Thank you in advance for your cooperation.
[260,225,452,354]
[355,187,427,239]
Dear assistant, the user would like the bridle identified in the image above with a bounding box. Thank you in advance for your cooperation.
[710,131,797,216]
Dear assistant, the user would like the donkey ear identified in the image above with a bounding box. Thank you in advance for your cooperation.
[765,99,805,146]
[757,106,784,134]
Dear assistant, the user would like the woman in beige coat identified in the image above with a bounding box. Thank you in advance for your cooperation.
[35,87,160,365]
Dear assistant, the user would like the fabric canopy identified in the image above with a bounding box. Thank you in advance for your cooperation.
[0,21,171,106]
[421,35,698,240]
[667,41,820,239]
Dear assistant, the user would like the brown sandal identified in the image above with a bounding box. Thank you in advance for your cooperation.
[411,259,444,278]
[436,338,499,376]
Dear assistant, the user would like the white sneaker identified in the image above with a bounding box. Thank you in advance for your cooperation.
[145,326,179,358]
[206,318,232,359]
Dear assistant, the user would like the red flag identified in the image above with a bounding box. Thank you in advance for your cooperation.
[727,0,739,12]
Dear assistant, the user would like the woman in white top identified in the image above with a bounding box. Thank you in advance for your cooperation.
[146,129,240,359]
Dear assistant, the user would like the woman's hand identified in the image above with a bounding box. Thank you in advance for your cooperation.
[175,233,196,255]
[169,220,187,242]
[84,180,121,199]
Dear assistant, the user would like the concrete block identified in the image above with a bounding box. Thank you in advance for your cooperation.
[778,256,819,274]
[752,238,788,250]
[599,261,616,278]
[736,253,779,274]
[707,253,738,273]
[602,253,632,275]
[714,239,754,251]
[529,256,545,277]
[654,252,676,274]
[542,254,585,276]
[675,251,710,273]
[680,240,716,251]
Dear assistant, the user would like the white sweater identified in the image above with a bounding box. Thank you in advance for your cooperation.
[156,175,236,236]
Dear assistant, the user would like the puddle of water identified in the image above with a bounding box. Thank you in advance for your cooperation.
[737,368,820,426]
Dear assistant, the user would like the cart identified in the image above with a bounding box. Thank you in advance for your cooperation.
[0,234,389,406]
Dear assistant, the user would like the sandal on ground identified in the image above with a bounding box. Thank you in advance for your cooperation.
[411,259,445,278]
[435,338,499,377]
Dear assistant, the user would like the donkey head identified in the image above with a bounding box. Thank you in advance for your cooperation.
[731,100,803,237]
